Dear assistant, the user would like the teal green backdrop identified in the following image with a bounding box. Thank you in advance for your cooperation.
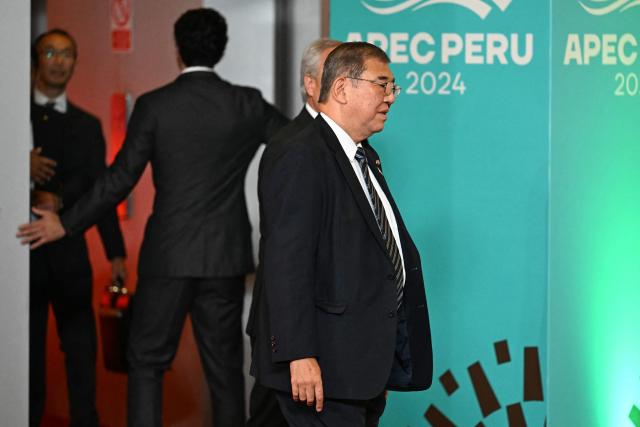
[330,1,549,426]
[549,1,640,426]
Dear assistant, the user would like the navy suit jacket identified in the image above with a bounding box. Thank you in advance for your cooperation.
[251,115,433,399]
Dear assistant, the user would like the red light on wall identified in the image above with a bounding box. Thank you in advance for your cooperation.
[110,93,129,219]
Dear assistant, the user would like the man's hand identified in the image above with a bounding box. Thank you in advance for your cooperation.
[16,208,66,249]
[290,357,324,412]
[31,190,61,213]
[111,257,127,282]
[30,147,57,184]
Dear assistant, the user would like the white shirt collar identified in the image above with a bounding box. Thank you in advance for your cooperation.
[320,112,360,160]
[33,88,67,113]
[320,115,406,283]
[180,66,215,74]
[305,102,319,119]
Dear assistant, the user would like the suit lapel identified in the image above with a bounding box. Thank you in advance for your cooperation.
[316,117,389,257]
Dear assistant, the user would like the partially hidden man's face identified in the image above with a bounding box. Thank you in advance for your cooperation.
[305,47,336,106]
[345,58,396,139]
[36,34,77,90]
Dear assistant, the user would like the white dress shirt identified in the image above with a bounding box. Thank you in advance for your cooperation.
[33,88,68,113]
[180,66,215,74]
[320,112,405,284]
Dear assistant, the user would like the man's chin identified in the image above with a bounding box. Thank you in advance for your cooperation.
[368,127,384,137]
[371,122,386,134]
[43,77,69,89]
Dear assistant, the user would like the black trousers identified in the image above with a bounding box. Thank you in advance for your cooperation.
[29,249,98,427]
[275,391,386,427]
[247,382,288,427]
[126,276,245,427]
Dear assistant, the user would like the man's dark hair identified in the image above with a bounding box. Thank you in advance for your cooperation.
[31,28,78,69]
[318,42,390,103]
[174,8,228,68]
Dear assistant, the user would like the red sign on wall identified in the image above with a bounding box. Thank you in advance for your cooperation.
[110,0,133,52]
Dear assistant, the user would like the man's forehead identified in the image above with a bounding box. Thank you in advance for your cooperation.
[40,34,74,49]
[362,58,393,81]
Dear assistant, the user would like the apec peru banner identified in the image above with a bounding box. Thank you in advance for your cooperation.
[549,1,640,426]
[329,1,549,425]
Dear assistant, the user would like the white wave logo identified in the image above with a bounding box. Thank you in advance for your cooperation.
[579,0,640,15]
[361,0,512,20]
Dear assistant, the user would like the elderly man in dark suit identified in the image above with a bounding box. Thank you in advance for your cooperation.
[19,8,287,427]
[250,42,433,426]
[246,37,341,427]
[28,29,127,427]
[272,38,342,143]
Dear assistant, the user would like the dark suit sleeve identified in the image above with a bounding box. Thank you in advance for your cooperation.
[61,96,155,240]
[261,142,321,363]
[87,119,126,260]
[260,99,289,142]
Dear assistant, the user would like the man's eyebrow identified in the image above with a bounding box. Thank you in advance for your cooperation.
[376,75,394,82]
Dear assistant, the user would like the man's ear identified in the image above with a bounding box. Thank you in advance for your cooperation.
[303,74,316,99]
[331,77,348,105]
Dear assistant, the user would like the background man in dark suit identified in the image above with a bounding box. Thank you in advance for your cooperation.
[19,9,288,427]
[29,29,127,427]
[246,37,341,427]
[251,42,433,426]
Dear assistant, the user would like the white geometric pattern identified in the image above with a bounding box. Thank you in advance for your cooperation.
[361,0,513,20]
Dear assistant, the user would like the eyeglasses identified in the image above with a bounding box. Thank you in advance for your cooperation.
[40,48,75,61]
[346,77,401,97]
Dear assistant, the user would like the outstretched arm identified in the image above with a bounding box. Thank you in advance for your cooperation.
[17,207,66,249]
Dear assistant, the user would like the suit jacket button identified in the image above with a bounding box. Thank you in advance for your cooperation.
[388,311,395,318]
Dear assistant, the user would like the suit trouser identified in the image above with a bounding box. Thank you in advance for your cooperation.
[275,391,386,427]
[127,276,245,427]
[273,305,412,427]
[29,249,99,427]
[247,382,288,427]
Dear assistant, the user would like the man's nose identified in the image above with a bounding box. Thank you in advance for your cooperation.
[384,91,396,105]
[52,54,65,65]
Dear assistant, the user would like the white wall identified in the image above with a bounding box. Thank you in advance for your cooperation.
[0,0,30,425]
[287,0,323,115]
[206,0,277,265]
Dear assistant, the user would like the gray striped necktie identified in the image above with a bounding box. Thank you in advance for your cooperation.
[354,147,404,310]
